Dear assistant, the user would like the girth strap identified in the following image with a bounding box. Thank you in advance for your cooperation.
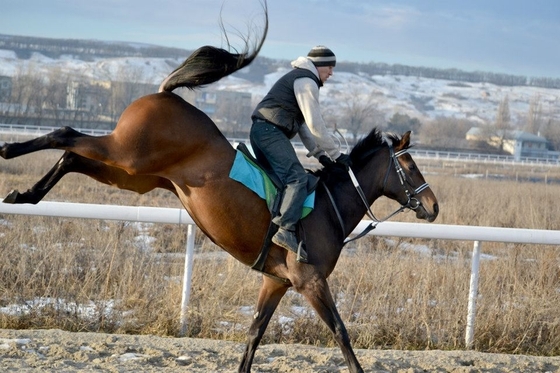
[322,182,345,236]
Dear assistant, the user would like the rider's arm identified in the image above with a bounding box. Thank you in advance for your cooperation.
[294,77,341,160]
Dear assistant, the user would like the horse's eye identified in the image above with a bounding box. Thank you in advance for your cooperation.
[408,164,416,171]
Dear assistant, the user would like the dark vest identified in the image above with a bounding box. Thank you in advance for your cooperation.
[251,68,322,139]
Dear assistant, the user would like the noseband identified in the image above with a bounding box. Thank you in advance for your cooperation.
[339,143,430,245]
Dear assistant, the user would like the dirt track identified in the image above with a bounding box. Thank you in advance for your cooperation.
[1,329,560,372]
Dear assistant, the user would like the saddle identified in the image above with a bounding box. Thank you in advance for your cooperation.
[230,143,318,270]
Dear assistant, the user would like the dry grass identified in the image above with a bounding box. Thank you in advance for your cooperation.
[1,146,560,356]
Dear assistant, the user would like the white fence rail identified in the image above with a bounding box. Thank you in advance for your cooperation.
[1,200,559,347]
[2,123,560,166]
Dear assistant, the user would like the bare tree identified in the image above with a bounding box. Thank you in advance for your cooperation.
[386,112,422,135]
[493,95,512,151]
[541,119,560,151]
[419,117,475,148]
[43,67,72,126]
[9,63,46,124]
[108,66,153,122]
[524,94,543,135]
[213,91,252,137]
[335,86,382,142]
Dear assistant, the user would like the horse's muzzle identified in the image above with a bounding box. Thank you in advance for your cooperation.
[416,202,439,222]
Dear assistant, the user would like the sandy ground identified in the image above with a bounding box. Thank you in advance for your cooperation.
[1,329,559,372]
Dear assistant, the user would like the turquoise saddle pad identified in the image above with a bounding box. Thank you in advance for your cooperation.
[229,150,315,218]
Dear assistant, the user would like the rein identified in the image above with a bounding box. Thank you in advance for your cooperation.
[334,143,429,246]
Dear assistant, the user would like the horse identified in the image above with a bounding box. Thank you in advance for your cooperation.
[0,8,438,373]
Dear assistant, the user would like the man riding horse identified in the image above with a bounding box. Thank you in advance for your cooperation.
[250,46,352,262]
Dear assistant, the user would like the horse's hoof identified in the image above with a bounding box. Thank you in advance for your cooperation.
[2,190,20,204]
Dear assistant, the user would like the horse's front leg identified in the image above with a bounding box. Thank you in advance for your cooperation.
[298,276,364,373]
[239,276,289,373]
[0,127,88,160]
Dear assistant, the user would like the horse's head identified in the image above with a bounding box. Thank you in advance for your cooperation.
[315,128,438,224]
[380,131,439,222]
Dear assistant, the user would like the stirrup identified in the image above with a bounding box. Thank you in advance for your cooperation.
[297,241,308,263]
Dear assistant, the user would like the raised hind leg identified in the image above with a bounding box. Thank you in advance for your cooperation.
[239,275,289,373]
[0,127,89,160]
[297,277,364,373]
[3,151,177,204]
[1,126,155,177]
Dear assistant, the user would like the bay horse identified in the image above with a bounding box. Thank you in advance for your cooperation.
[0,7,438,373]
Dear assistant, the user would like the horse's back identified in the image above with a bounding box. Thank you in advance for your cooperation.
[109,92,231,174]
[119,92,216,132]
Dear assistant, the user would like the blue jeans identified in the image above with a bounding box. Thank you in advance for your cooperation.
[250,120,308,230]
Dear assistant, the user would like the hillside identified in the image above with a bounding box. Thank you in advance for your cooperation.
[0,34,559,124]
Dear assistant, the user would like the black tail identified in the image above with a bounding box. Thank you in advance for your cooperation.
[158,1,268,93]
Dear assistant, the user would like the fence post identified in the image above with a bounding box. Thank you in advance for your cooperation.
[179,224,196,336]
[465,240,482,349]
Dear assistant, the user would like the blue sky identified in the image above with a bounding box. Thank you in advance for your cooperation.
[2,0,560,78]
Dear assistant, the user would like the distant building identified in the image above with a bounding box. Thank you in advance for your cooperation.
[180,89,253,136]
[0,76,12,102]
[66,80,110,112]
[466,127,558,160]
[66,80,157,113]
[181,89,251,115]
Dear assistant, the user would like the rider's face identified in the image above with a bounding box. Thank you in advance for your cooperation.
[316,65,334,84]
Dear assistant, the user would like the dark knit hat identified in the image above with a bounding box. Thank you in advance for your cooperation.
[307,45,336,67]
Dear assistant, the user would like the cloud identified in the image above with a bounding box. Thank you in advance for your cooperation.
[366,6,422,31]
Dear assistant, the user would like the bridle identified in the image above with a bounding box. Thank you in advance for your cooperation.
[324,142,430,246]
[387,146,430,210]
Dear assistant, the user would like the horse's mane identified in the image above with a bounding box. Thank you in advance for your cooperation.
[312,128,406,182]
[158,1,268,92]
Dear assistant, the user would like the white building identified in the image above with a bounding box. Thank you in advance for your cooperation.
[466,127,558,161]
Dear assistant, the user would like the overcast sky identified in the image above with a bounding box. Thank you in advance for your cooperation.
[2,0,560,78]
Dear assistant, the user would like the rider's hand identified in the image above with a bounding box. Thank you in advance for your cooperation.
[335,153,352,170]
[318,155,335,167]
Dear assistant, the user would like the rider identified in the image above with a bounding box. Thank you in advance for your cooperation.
[250,45,352,263]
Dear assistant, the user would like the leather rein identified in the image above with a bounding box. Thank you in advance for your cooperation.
[322,143,429,246]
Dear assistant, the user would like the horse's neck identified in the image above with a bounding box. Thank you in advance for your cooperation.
[343,155,390,230]
[321,170,383,240]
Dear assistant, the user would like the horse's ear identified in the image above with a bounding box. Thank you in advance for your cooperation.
[397,131,411,150]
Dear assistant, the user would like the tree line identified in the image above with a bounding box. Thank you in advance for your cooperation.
[337,62,560,90]
[2,66,560,153]
[0,65,157,129]
[325,88,560,154]
[0,65,252,137]
[0,34,189,60]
